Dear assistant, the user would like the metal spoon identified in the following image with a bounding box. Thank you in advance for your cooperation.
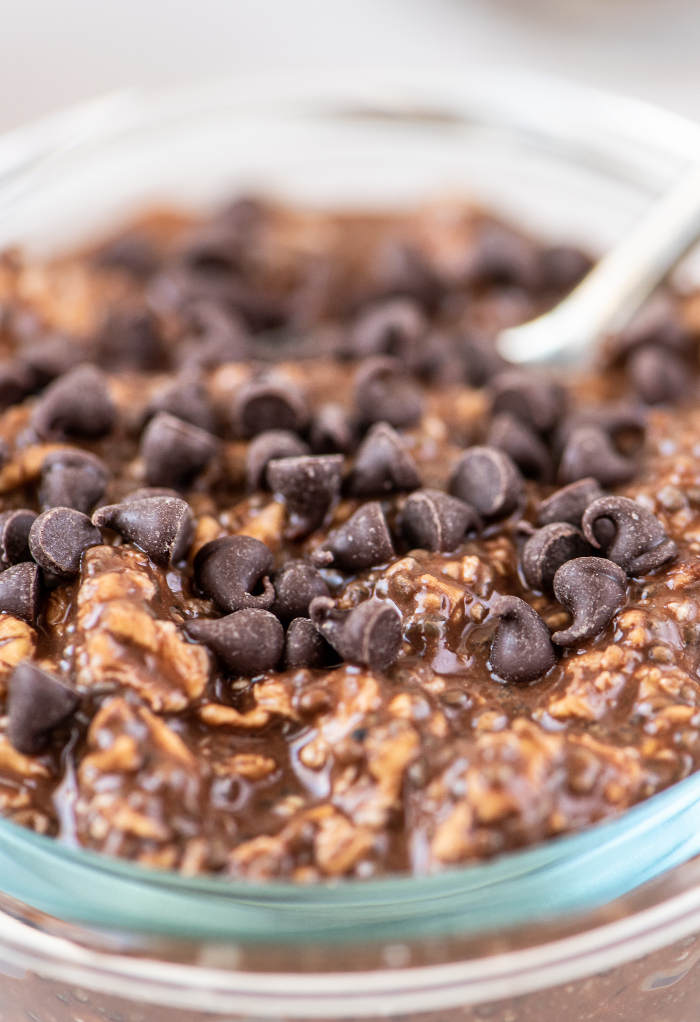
[497,160,700,366]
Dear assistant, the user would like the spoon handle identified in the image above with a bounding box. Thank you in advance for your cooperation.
[498,160,700,365]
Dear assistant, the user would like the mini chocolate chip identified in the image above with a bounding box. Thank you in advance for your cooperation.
[353,356,423,429]
[469,222,542,291]
[0,562,42,625]
[272,561,331,623]
[93,497,193,567]
[310,596,402,671]
[122,487,181,503]
[94,232,158,278]
[559,426,636,487]
[554,402,647,454]
[551,557,627,646]
[148,377,216,434]
[490,596,556,684]
[28,507,102,576]
[521,522,592,593]
[246,430,310,492]
[536,477,605,528]
[348,422,421,497]
[31,364,117,440]
[613,292,692,359]
[400,489,479,552]
[140,411,218,489]
[538,245,593,292]
[185,608,284,676]
[349,298,426,360]
[626,345,689,405]
[194,535,275,613]
[582,496,677,576]
[284,617,340,670]
[490,370,566,434]
[313,502,394,571]
[309,404,357,455]
[40,449,108,514]
[487,412,554,482]
[449,446,523,518]
[0,360,37,411]
[177,300,250,370]
[267,454,343,539]
[231,380,309,438]
[20,333,86,386]
[0,509,37,567]
[7,662,80,755]
[96,310,163,372]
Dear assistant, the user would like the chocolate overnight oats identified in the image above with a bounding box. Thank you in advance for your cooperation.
[0,196,697,881]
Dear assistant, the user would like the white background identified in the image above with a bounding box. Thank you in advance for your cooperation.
[1,0,700,134]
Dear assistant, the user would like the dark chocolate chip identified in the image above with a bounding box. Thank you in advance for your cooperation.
[461,334,508,388]
[140,411,218,489]
[231,380,309,438]
[0,562,43,625]
[313,502,394,571]
[39,449,108,514]
[349,298,426,360]
[148,377,216,434]
[469,222,542,291]
[400,489,479,552]
[284,617,340,670]
[521,522,592,593]
[0,360,37,411]
[449,446,523,519]
[309,596,402,671]
[551,556,627,646]
[612,292,692,359]
[7,662,80,755]
[487,412,554,482]
[28,507,102,576]
[626,344,690,405]
[96,309,163,373]
[489,596,556,684]
[0,509,37,567]
[581,496,677,576]
[94,232,158,278]
[267,454,343,539]
[490,369,566,433]
[194,535,275,613]
[554,402,647,454]
[536,478,605,528]
[246,430,310,492]
[309,404,357,455]
[0,437,8,471]
[412,331,468,387]
[371,240,443,309]
[272,561,331,623]
[20,333,86,386]
[31,364,117,441]
[185,608,284,677]
[538,245,592,292]
[353,357,423,429]
[122,487,181,503]
[177,221,246,276]
[347,422,421,497]
[558,426,636,487]
[177,300,250,370]
[93,497,193,567]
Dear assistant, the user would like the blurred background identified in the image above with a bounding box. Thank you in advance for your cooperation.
[1,0,700,133]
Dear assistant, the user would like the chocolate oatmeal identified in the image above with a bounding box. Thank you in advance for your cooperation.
[0,197,697,881]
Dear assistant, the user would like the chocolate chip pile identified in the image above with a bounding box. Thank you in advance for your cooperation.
[0,197,699,879]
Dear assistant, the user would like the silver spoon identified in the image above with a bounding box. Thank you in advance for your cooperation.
[497,160,700,366]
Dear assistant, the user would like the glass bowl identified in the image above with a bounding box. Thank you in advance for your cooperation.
[2,67,700,1020]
